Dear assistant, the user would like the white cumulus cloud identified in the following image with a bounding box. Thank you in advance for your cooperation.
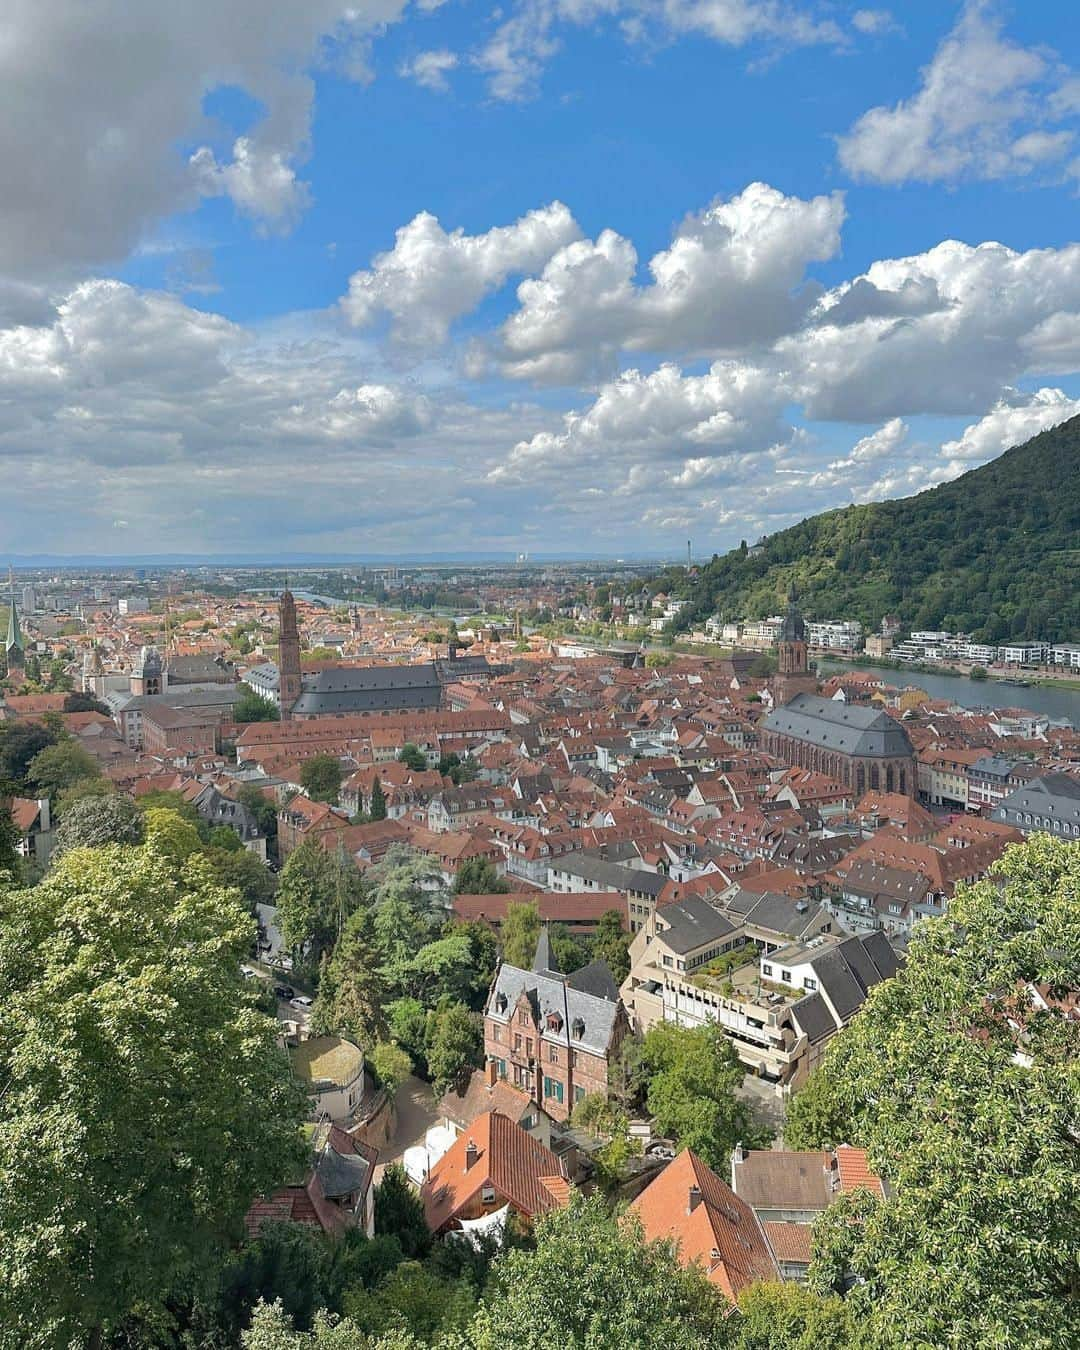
[340,202,582,349]
[838,2,1077,185]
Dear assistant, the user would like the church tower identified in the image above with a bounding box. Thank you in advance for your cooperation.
[5,567,25,673]
[772,586,816,704]
[131,644,165,696]
[278,589,302,720]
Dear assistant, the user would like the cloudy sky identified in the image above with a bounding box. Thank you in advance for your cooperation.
[2,1,1079,558]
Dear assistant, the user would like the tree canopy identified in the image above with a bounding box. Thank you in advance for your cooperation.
[300,755,344,805]
[0,842,308,1348]
[790,835,1080,1349]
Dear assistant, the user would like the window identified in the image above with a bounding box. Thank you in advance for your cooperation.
[481,1184,496,1203]
[804,978,817,991]
[526,1038,534,1057]
[491,1025,501,1043]
[543,1076,564,1104]
[574,1085,586,1104]
[762,964,773,977]
[548,1045,559,1064]
[518,1010,529,1025]
[514,1034,522,1052]
[781,970,792,983]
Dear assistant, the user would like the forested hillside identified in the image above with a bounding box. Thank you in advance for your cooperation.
[661,415,1080,643]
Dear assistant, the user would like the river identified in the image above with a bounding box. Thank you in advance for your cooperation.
[816,661,1078,723]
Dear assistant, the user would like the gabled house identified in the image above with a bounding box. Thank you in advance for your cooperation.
[629,1149,777,1304]
[420,1109,569,1234]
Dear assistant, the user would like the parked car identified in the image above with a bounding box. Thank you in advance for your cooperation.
[290,995,313,1009]
[239,964,258,979]
[273,984,296,1001]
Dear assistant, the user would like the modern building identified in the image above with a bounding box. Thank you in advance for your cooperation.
[761,693,915,797]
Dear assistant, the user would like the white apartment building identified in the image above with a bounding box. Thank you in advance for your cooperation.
[806,620,862,651]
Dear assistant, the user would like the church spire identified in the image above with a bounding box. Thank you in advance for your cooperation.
[6,566,25,669]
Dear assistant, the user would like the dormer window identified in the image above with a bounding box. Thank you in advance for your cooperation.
[495,993,508,1014]
[547,1012,563,1033]
[572,1017,585,1040]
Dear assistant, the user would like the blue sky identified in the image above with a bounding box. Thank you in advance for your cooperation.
[2,1,1080,556]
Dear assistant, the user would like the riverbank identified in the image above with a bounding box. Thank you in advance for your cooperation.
[817,651,1080,690]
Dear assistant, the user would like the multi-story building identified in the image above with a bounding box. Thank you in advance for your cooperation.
[619,894,898,1092]
[994,774,1080,839]
[484,932,630,1121]
[966,756,1033,812]
[806,620,862,651]
[999,642,1049,667]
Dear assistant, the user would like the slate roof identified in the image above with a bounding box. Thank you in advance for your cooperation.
[996,773,1080,829]
[789,992,837,1044]
[550,851,668,897]
[292,664,442,716]
[488,960,621,1057]
[315,1127,377,1200]
[764,693,914,759]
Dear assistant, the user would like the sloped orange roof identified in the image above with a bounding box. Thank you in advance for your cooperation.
[629,1149,777,1304]
[420,1109,568,1232]
[762,1220,814,1265]
[834,1144,885,1198]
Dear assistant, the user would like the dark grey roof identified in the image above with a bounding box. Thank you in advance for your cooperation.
[565,959,619,1001]
[292,663,441,715]
[861,931,901,980]
[790,992,838,1044]
[996,773,1080,827]
[123,685,243,712]
[655,897,737,954]
[167,654,236,684]
[533,926,558,976]
[550,852,667,897]
[969,755,1016,778]
[315,1143,373,1200]
[764,693,914,759]
[488,961,621,1057]
[810,949,868,1022]
[740,892,824,942]
[839,860,931,905]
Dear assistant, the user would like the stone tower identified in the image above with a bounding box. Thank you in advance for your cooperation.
[278,589,302,720]
[773,587,816,704]
[131,644,165,696]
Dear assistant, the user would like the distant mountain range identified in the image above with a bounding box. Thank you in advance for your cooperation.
[657,414,1080,645]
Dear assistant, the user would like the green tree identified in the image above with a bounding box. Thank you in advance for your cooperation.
[0,804,19,881]
[239,782,280,839]
[373,1165,432,1261]
[234,683,282,723]
[368,1041,412,1098]
[386,997,430,1073]
[26,738,102,802]
[732,1281,861,1349]
[425,1000,483,1096]
[782,1067,852,1152]
[398,743,427,772]
[549,922,588,974]
[311,908,388,1047]
[469,1192,727,1350]
[61,691,110,715]
[501,900,540,968]
[591,908,631,984]
[0,722,56,784]
[453,856,510,895]
[369,776,387,821]
[300,755,344,805]
[210,844,278,908]
[51,792,144,854]
[53,775,112,819]
[277,841,364,964]
[641,1021,769,1168]
[0,844,308,1348]
[804,836,1080,1349]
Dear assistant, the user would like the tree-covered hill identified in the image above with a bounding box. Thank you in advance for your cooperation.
[660,414,1080,643]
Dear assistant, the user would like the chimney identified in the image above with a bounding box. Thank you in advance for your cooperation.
[486,1058,498,1089]
[465,1139,478,1171]
[687,1184,702,1214]
[732,1141,745,1165]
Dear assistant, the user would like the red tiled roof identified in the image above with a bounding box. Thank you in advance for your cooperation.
[762,1221,814,1265]
[420,1109,568,1232]
[629,1149,777,1304]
